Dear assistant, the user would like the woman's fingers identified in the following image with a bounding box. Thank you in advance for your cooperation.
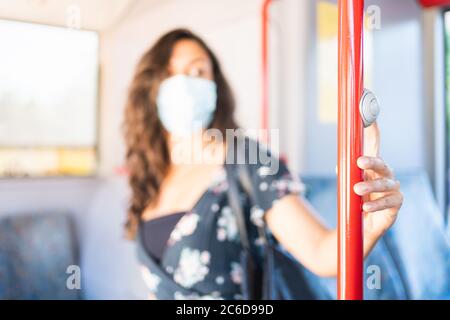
[357,156,394,178]
[354,155,403,214]
[354,178,400,196]
[362,193,403,212]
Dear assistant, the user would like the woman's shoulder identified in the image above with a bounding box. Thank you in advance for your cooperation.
[225,135,305,215]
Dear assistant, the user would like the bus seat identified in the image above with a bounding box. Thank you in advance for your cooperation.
[0,212,80,300]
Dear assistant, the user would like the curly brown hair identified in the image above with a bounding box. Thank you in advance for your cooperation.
[123,29,238,239]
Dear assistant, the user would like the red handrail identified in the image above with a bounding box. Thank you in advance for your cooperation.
[419,0,450,7]
[337,0,364,300]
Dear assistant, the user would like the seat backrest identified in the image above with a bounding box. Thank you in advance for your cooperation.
[0,212,81,300]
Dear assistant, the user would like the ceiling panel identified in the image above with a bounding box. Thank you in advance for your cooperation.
[0,0,139,31]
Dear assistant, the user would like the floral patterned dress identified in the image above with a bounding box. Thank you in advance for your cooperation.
[136,139,305,300]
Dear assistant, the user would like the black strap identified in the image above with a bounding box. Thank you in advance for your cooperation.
[225,137,272,300]
[225,136,271,251]
[225,162,252,252]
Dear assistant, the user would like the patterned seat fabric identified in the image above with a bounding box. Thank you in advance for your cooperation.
[0,212,81,300]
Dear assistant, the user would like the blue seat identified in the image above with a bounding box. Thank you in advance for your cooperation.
[300,171,450,299]
[0,212,80,300]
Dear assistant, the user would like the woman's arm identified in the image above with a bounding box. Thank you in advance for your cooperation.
[265,123,403,277]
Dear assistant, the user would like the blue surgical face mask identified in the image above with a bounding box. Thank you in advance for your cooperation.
[156,74,217,136]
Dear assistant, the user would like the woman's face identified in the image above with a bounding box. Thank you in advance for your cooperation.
[167,39,214,81]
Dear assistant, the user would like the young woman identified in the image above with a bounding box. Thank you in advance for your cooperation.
[123,29,403,300]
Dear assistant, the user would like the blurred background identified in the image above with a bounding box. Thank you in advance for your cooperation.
[0,0,449,300]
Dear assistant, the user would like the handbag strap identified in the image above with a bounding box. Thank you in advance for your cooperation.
[225,137,270,253]
[225,137,273,300]
[225,162,252,252]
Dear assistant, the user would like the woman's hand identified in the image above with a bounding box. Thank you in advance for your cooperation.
[266,122,404,277]
[354,123,403,238]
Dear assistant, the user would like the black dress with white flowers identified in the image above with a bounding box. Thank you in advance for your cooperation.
[136,139,305,300]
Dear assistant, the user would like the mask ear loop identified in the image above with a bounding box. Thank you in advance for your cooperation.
[360,89,381,128]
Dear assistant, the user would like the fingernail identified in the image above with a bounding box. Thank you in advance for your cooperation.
[387,180,396,188]
[364,203,374,211]
[358,158,369,166]
[354,184,367,195]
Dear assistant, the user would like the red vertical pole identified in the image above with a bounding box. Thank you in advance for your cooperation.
[337,0,364,300]
[261,0,272,143]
